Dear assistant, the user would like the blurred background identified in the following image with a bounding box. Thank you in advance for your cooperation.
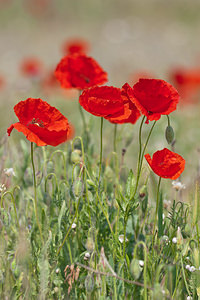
[0,0,200,187]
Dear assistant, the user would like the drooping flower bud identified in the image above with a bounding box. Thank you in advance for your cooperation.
[165,125,174,144]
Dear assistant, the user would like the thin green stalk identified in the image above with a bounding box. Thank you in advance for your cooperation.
[167,115,170,127]
[67,241,73,264]
[132,241,148,300]
[1,191,19,227]
[31,142,44,244]
[98,117,103,185]
[138,116,146,167]
[84,168,92,227]
[78,96,87,132]
[50,150,68,181]
[181,256,191,297]
[123,119,156,261]
[57,196,81,256]
[152,176,162,244]
[113,124,117,153]
[138,120,156,181]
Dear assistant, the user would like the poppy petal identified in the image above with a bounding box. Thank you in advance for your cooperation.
[128,79,180,121]
[145,148,185,180]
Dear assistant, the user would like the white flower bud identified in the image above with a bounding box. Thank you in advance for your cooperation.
[172,237,177,244]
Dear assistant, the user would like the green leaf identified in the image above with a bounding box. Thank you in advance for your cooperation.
[125,170,136,200]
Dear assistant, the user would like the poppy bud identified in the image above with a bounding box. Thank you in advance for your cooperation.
[72,178,84,199]
[86,179,96,188]
[130,259,142,279]
[86,227,95,251]
[165,125,174,144]
[85,274,94,293]
[152,283,164,300]
[71,150,81,164]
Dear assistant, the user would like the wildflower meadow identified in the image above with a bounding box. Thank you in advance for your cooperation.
[0,1,200,299]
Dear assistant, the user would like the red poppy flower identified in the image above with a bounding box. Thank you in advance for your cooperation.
[21,57,43,77]
[79,86,126,118]
[145,148,185,180]
[62,38,90,55]
[105,83,141,124]
[127,79,180,122]
[55,53,108,90]
[7,98,74,146]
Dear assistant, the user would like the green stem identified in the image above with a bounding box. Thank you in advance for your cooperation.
[57,196,81,256]
[152,176,162,244]
[167,115,170,127]
[78,93,87,133]
[181,256,191,297]
[132,241,148,300]
[31,142,44,243]
[1,191,19,227]
[50,150,68,181]
[123,216,128,260]
[123,118,156,264]
[84,167,91,227]
[113,124,117,153]
[98,117,103,186]
[138,120,156,182]
[138,116,146,167]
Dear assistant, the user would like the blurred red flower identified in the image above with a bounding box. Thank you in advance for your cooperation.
[7,98,73,146]
[62,38,90,55]
[127,79,180,123]
[0,76,6,89]
[145,148,185,180]
[24,0,51,17]
[105,83,141,124]
[171,67,200,104]
[79,86,125,118]
[41,69,59,92]
[20,57,43,77]
[55,53,108,90]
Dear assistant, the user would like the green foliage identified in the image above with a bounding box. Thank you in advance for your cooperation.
[0,121,199,299]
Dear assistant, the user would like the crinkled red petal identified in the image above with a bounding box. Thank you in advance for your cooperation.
[8,122,73,147]
[14,98,69,131]
[79,86,124,117]
[128,79,180,121]
[145,148,185,180]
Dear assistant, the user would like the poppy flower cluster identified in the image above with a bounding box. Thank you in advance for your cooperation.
[7,98,73,147]
[145,148,185,180]
[79,78,179,125]
[55,53,108,90]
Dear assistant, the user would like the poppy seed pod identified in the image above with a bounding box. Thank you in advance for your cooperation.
[165,125,174,144]
[130,259,143,280]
